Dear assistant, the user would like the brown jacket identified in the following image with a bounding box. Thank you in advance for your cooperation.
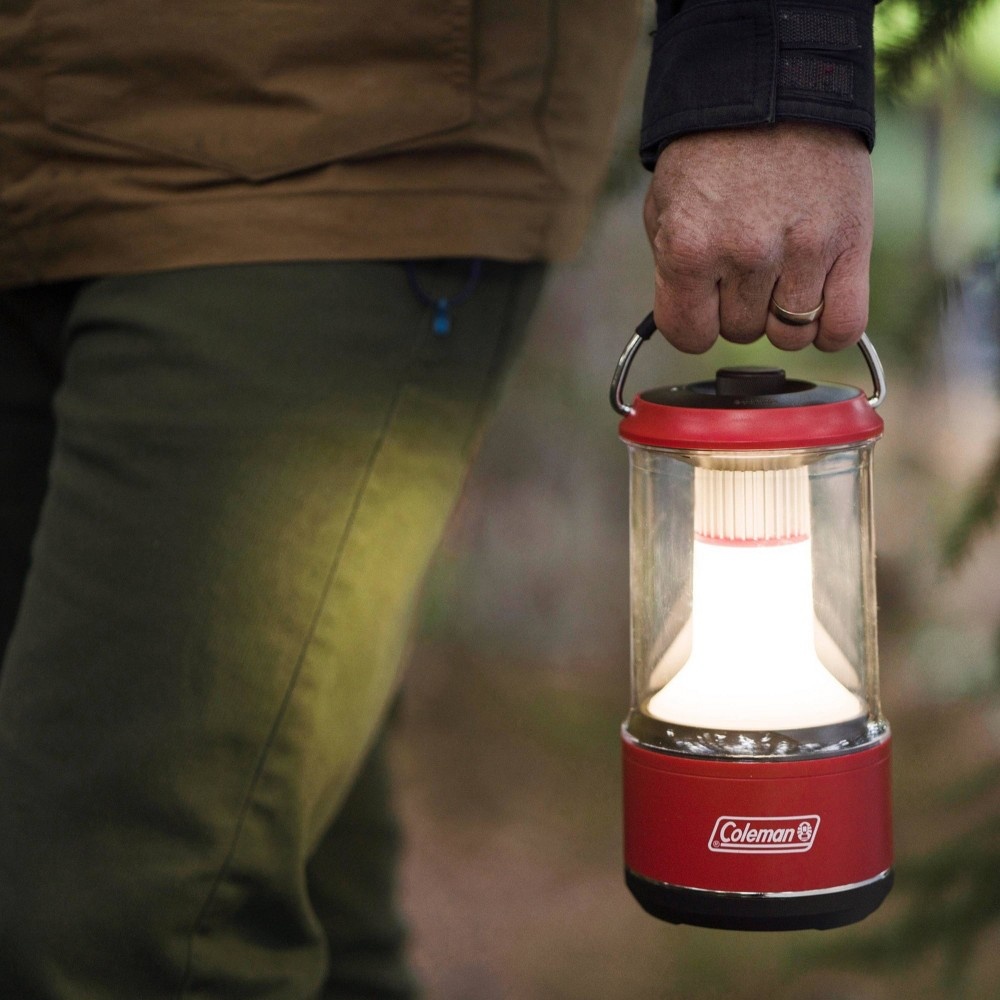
[0,1,640,288]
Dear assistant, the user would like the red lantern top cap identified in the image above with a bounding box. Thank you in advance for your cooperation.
[619,378,884,451]
[610,316,886,451]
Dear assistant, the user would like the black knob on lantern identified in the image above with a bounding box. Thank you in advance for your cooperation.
[715,366,788,397]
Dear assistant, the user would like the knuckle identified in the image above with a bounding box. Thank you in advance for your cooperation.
[829,212,870,259]
[655,222,713,277]
[726,231,777,273]
[783,217,824,260]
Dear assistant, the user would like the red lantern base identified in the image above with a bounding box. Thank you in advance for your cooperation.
[625,867,893,932]
[622,732,893,931]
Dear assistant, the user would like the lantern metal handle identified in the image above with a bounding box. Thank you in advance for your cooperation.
[610,312,887,417]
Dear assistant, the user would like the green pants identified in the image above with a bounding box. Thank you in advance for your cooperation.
[0,261,543,998]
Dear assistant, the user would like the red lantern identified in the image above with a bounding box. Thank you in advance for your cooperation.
[611,315,892,931]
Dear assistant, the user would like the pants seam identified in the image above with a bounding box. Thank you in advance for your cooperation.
[177,341,419,999]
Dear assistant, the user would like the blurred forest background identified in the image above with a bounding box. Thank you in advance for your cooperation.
[390,2,1000,998]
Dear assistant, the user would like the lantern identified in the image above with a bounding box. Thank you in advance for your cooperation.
[610,314,892,931]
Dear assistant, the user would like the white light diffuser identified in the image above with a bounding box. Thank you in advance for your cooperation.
[646,465,865,731]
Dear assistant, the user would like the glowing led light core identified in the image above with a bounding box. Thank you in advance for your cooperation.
[646,465,865,731]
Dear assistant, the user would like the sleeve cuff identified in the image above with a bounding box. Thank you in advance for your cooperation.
[640,0,876,168]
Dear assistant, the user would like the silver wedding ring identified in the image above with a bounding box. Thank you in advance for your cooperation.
[769,296,825,326]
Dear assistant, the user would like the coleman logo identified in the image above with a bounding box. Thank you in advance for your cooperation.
[708,815,820,854]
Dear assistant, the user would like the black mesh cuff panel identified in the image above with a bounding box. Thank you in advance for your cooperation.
[640,0,876,168]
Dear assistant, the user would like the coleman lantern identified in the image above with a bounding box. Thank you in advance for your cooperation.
[611,313,892,932]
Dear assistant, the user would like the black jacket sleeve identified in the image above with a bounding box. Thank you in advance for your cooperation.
[640,0,877,168]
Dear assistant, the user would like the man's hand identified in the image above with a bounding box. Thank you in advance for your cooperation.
[644,123,873,354]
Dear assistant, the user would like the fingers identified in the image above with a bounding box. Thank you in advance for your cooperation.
[657,254,867,355]
[655,236,860,354]
[814,248,870,352]
[764,248,869,352]
[718,260,777,345]
[650,209,775,354]
[646,160,723,353]
[652,264,719,355]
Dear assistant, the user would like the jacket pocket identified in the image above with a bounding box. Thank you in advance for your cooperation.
[39,0,473,181]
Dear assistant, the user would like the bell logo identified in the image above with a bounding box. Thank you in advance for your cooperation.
[708,815,821,854]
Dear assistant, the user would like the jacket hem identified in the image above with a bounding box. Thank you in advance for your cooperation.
[0,189,595,289]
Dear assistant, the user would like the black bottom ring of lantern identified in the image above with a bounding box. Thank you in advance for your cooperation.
[625,868,894,932]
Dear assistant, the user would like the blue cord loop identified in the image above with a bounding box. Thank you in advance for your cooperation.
[405,259,483,336]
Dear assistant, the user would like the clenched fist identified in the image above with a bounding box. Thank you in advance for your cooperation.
[644,122,873,354]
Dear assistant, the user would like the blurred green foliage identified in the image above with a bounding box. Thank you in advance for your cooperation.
[875,0,999,98]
